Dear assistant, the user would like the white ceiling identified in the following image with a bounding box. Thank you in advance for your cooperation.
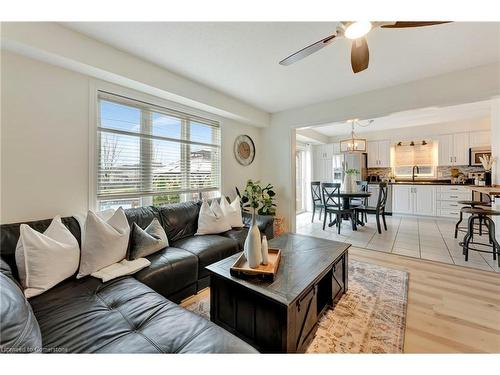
[309,100,492,137]
[63,22,500,113]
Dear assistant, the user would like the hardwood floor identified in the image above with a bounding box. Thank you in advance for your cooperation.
[349,246,500,353]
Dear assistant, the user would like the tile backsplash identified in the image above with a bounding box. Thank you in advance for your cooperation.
[436,165,485,179]
[366,166,485,180]
[366,168,392,178]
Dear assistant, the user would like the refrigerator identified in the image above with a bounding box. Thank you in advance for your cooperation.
[342,152,368,181]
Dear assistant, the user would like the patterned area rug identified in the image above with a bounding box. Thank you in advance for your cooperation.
[182,260,408,353]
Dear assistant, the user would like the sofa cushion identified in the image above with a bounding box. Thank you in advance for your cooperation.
[157,201,201,242]
[0,217,81,279]
[16,216,80,298]
[135,247,198,298]
[124,206,162,258]
[0,273,42,353]
[28,276,255,353]
[172,235,239,278]
[221,228,249,251]
[129,219,169,260]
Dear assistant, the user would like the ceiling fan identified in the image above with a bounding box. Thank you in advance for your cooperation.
[279,21,451,73]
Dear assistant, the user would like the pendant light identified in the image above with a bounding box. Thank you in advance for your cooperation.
[340,119,368,153]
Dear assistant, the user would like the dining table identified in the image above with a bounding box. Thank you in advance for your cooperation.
[327,191,372,231]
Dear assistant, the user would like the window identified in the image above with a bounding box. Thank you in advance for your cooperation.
[96,92,221,210]
[393,141,435,177]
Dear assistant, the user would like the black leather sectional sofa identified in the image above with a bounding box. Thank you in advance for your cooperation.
[0,201,274,353]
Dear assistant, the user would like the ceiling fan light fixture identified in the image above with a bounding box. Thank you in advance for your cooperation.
[344,21,372,40]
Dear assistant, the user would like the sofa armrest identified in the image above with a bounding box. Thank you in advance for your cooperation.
[242,212,275,239]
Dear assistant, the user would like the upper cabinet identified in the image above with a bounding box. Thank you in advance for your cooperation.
[378,140,391,168]
[312,144,334,182]
[332,142,341,155]
[437,133,469,166]
[452,132,470,165]
[469,131,491,148]
[316,144,333,160]
[367,140,391,168]
[437,134,453,166]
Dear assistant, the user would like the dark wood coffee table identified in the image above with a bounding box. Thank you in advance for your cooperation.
[206,233,349,353]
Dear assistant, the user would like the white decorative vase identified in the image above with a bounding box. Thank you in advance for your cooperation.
[244,210,262,268]
[343,173,354,192]
[261,235,269,265]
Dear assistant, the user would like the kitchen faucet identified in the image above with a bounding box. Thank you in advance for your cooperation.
[412,166,420,181]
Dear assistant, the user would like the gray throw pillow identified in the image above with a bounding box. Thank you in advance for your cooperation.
[130,218,169,259]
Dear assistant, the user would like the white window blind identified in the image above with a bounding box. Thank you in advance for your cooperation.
[97,91,221,210]
[394,142,435,177]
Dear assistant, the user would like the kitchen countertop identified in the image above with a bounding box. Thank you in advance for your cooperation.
[465,185,500,196]
[368,180,473,186]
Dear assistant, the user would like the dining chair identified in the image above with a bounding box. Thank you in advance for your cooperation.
[356,182,388,234]
[321,182,356,234]
[311,181,324,222]
[351,181,369,223]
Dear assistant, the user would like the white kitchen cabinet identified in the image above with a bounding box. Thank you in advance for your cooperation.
[436,185,470,218]
[317,144,333,160]
[392,184,436,216]
[321,158,332,182]
[378,140,391,167]
[312,145,334,182]
[469,131,491,147]
[367,185,380,207]
[367,140,391,168]
[453,132,470,166]
[437,134,453,166]
[332,142,341,155]
[392,185,413,214]
[367,141,378,168]
[437,133,469,166]
[414,185,436,216]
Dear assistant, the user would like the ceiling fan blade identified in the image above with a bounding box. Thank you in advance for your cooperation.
[381,21,451,28]
[351,37,369,74]
[279,34,336,66]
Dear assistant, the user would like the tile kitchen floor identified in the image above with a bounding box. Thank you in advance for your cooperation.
[296,212,500,273]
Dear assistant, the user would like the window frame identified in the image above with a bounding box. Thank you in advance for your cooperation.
[88,82,223,211]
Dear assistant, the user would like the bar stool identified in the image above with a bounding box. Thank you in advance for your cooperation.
[454,200,491,238]
[459,207,500,267]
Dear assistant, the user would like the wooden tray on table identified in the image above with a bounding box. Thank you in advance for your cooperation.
[230,248,281,281]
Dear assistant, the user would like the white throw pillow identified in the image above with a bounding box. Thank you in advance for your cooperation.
[15,216,80,298]
[196,200,232,235]
[77,207,130,278]
[220,197,244,228]
[91,258,151,283]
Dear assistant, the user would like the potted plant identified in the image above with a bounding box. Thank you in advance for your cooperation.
[479,155,496,186]
[239,180,277,268]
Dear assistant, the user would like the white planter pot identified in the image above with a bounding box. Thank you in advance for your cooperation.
[343,174,355,192]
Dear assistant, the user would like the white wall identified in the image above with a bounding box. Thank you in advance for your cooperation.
[2,22,270,127]
[328,117,490,143]
[0,51,262,223]
[262,63,500,231]
[491,99,500,185]
[220,119,262,199]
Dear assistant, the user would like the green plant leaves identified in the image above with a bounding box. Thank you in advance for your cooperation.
[240,179,276,216]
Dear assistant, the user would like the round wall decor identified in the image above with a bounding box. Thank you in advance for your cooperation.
[234,134,255,166]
